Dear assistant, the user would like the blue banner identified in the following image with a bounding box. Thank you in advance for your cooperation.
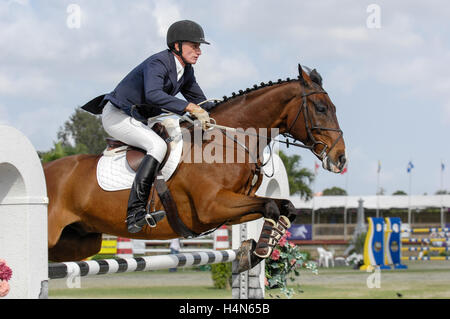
[288,224,312,240]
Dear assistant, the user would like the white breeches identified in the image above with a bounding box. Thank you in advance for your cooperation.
[102,102,167,163]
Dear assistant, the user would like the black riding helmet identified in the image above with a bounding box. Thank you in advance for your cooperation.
[167,20,210,64]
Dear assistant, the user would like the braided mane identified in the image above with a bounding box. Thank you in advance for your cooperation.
[212,67,322,107]
[213,76,300,107]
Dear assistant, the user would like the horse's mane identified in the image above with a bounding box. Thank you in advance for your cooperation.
[210,67,323,110]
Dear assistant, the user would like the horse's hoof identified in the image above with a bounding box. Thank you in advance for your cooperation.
[234,239,264,273]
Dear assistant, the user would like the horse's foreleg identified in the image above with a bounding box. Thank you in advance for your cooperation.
[229,197,297,273]
[271,198,297,222]
[197,191,289,273]
[194,189,280,225]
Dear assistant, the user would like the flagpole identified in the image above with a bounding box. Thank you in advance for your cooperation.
[312,180,315,239]
[440,160,444,228]
[376,163,380,218]
[343,168,349,240]
[312,162,318,239]
[408,166,412,226]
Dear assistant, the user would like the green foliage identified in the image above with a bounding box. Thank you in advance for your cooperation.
[322,186,347,196]
[278,151,314,200]
[210,262,232,289]
[299,250,311,261]
[57,107,108,154]
[392,190,407,195]
[39,141,88,163]
[265,231,317,298]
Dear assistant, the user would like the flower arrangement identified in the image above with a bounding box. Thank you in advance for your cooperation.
[265,230,317,298]
[0,259,13,297]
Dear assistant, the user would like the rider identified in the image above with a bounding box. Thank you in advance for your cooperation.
[101,20,214,233]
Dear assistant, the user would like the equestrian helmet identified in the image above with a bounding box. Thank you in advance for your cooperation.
[166,20,210,48]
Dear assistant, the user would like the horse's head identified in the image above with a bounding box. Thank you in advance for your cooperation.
[283,64,347,173]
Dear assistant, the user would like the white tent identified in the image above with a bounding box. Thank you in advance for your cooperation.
[288,195,450,210]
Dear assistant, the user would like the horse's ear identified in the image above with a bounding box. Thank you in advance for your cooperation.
[310,68,323,87]
[298,64,307,86]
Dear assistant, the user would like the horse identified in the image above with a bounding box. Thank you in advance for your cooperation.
[44,64,347,272]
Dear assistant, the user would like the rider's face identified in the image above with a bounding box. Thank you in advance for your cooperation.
[180,41,202,65]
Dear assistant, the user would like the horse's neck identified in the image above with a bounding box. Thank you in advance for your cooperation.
[210,81,299,131]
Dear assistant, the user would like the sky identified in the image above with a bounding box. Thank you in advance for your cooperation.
[1,0,449,196]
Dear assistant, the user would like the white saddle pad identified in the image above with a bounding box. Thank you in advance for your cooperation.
[96,117,183,191]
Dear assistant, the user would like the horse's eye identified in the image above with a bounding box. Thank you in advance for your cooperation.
[315,104,326,113]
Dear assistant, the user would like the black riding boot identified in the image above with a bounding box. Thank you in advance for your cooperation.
[126,154,166,233]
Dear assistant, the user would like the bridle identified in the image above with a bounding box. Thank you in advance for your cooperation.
[282,88,343,161]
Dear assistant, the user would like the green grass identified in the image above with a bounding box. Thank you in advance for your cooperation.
[266,282,450,299]
[48,262,450,299]
[50,286,232,299]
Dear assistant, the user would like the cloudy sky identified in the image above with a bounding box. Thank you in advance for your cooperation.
[1,0,449,196]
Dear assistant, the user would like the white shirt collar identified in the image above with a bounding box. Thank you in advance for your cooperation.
[174,55,184,81]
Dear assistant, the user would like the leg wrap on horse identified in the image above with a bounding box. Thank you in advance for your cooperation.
[253,215,291,259]
[126,154,166,233]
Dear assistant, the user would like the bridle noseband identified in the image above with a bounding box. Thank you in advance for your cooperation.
[284,89,343,160]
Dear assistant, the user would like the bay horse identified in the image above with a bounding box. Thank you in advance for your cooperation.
[44,64,346,272]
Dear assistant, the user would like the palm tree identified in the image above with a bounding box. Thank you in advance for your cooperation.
[322,186,347,196]
[278,151,315,200]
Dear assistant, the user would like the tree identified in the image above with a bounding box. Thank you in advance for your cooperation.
[278,151,314,200]
[322,186,347,196]
[57,108,108,154]
[435,190,448,195]
[39,142,88,163]
[392,190,407,195]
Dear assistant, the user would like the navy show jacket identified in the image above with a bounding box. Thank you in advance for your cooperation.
[103,49,214,120]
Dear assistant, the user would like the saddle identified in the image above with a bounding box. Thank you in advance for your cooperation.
[103,122,198,239]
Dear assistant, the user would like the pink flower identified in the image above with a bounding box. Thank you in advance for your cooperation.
[271,249,280,261]
[289,242,296,248]
[290,258,297,266]
[0,280,10,297]
[278,236,287,247]
[285,230,292,238]
[0,261,12,281]
[264,277,269,287]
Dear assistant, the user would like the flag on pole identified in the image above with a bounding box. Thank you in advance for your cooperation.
[441,161,445,172]
[377,160,381,173]
[407,161,414,173]
[314,162,320,175]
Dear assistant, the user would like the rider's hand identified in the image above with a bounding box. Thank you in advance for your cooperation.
[186,103,210,130]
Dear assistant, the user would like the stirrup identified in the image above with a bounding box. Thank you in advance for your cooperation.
[144,210,166,227]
